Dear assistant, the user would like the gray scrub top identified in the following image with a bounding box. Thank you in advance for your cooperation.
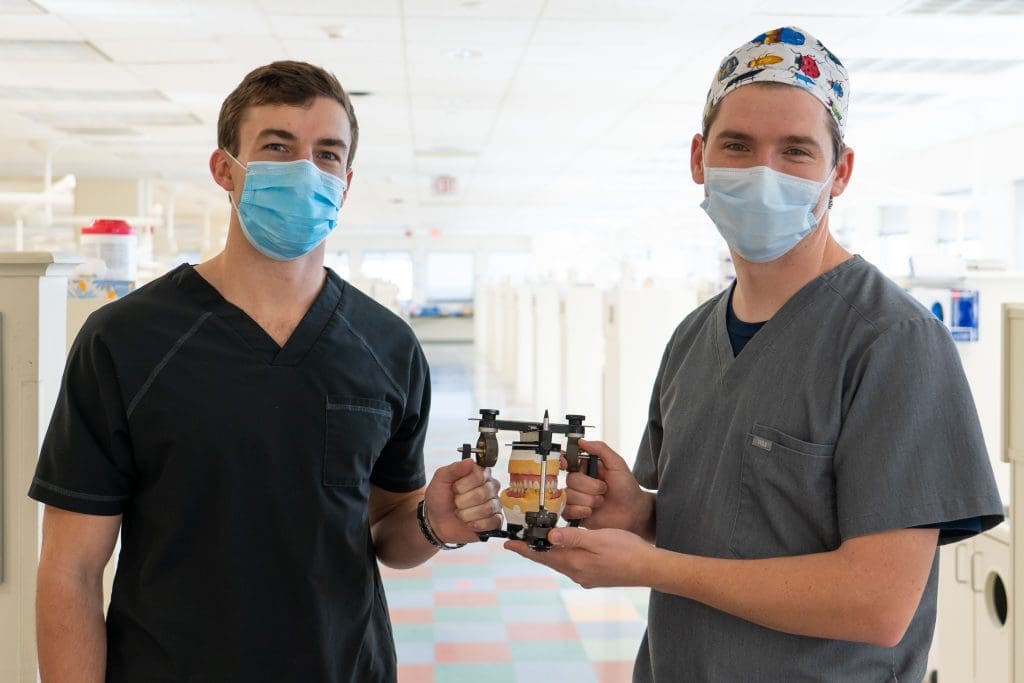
[632,256,1003,682]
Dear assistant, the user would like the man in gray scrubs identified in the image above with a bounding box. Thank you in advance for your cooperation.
[506,27,1004,681]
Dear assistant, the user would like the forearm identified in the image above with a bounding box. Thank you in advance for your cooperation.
[370,496,438,569]
[647,530,936,647]
[36,566,107,682]
[633,491,657,542]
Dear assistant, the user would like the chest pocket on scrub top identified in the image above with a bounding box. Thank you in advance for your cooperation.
[727,423,839,559]
[324,397,394,487]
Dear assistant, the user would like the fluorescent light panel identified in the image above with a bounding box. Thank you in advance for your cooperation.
[0,86,168,101]
[846,57,1021,74]
[0,0,44,14]
[0,39,109,61]
[24,111,201,126]
[56,126,143,138]
[900,0,1024,14]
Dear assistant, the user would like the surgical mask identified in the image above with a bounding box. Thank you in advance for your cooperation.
[225,152,346,261]
[700,165,834,263]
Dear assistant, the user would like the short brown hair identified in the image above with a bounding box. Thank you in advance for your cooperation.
[217,60,359,168]
[702,82,844,166]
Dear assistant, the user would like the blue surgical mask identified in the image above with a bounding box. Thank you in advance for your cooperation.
[225,152,346,261]
[700,165,833,263]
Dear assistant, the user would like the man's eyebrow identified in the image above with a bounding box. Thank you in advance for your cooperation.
[255,128,298,142]
[316,137,347,150]
[713,130,821,148]
[714,129,755,141]
[779,135,822,148]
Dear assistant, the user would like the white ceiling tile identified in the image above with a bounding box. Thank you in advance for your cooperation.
[255,0,400,16]
[403,17,536,45]
[267,14,401,42]
[402,0,545,19]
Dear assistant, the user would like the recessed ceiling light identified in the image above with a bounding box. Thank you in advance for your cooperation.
[449,48,482,60]
[322,25,354,40]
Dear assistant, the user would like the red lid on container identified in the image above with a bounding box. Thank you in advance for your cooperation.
[81,218,134,235]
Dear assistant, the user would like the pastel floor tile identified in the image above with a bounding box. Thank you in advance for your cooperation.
[381,563,433,579]
[387,590,435,608]
[431,551,491,566]
[505,621,579,641]
[393,624,435,642]
[434,663,517,683]
[435,641,512,664]
[435,590,499,607]
[495,576,560,591]
[499,603,570,623]
[592,660,636,683]
[514,661,599,682]
[565,602,641,622]
[432,577,498,593]
[397,664,435,683]
[394,641,434,665]
[433,606,505,623]
[390,607,434,625]
[434,621,507,643]
[509,639,589,661]
[432,564,493,579]
[574,620,647,640]
[386,578,436,592]
[582,638,643,662]
[498,589,561,606]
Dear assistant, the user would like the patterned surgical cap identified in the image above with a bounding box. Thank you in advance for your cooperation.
[703,26,849,137]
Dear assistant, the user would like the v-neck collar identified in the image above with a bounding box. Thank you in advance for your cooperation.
[177,264,343,366]
[713,256,863,382]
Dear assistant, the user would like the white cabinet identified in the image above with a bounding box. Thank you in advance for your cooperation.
[934,526,1013,683]
[602,287,696,467]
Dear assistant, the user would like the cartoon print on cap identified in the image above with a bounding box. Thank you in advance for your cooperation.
[703,26,850,136]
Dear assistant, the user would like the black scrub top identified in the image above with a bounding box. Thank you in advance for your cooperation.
[30,264,429,683]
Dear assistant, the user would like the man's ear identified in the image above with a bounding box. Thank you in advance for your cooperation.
[210,149,237,192]
[830,146,855,199]
[342,167,354,204]
[690,134,706,185]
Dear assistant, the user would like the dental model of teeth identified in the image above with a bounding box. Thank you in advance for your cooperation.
[499,442,567,527]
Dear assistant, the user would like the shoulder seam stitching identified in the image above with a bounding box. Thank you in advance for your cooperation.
[334,307,407,401]
[126,311,212,419]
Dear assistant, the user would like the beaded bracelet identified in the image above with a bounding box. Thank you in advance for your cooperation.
[416,499,465,550]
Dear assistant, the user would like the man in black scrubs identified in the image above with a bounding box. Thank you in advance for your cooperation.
[30,61,502,682]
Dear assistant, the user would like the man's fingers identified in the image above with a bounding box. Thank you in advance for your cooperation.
[566,471,607,496]
[434,458,478,487]
[561,503,594,521]
[578,439,628,472]
[456,498,502,523]
[453,476,500,508]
